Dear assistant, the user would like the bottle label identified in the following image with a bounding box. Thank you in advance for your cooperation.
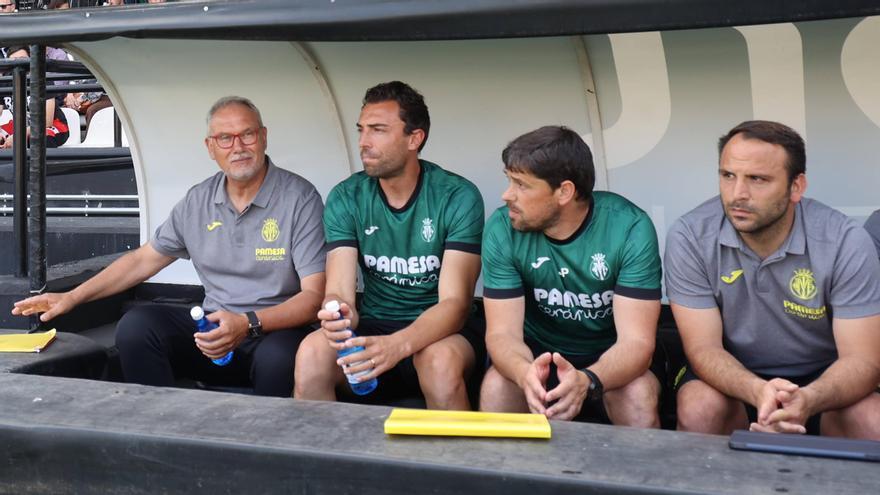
[344,359,373,384]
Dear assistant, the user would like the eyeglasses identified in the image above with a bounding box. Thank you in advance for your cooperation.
[208,128,261,149]
[0,3,15,9]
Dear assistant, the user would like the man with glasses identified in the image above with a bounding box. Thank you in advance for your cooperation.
[0,1,16,13]
[13,96,327,397]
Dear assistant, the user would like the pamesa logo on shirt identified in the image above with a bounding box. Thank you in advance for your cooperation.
[255,218,285,262]
[783,268,825,321]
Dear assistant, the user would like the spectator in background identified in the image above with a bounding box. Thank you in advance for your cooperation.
[56,0,119,130]
[0,46,69,148]
[64,88,111,131]
[47,0,108,132]
[0,0,15,13]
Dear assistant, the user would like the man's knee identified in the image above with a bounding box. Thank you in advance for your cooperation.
[413,337,472,395]
[604,371,660,428]
[115,305,165,352]
[294,330,338,395]
[115,312,141,351]
[252,332,302,381]
[822,392,880,440]
[676,379,743,434]
[479,365,525,412]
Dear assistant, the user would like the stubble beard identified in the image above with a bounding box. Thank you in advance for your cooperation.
[225,152,262,182]
[724,196,791,237]
[362,151,407,180]
[510,204,561,233]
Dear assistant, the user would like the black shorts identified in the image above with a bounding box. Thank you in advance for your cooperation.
[675,365,838,435]
[523,336,665,424]
[347,313,486,403]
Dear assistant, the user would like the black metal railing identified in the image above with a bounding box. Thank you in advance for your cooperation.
[0,50,136,329]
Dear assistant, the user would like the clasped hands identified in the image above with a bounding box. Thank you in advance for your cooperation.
[749,377,811,434]
[521,352,590,421]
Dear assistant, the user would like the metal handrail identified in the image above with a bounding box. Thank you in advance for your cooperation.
[0,207,139,214]
[0,194,138,201]
[0,193,139,215]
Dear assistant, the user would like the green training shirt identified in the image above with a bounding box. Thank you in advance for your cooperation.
[482,191,661,355]
[324,160,484,321]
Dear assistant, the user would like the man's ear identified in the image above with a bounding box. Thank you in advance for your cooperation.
[407,129,426,152]
[790,173,807,204]
[205,138,216,160]
[555,180,577,206]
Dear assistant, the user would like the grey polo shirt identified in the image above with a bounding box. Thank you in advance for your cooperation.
[864,209,880,259]
[665,196,880,376]
[151,157,326,314]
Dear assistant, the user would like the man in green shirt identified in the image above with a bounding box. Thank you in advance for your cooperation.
[480,126,662,425]
[294,81,485,410]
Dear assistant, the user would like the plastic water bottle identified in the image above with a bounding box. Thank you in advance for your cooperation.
[325,300,378,396]
[190,306,233,366]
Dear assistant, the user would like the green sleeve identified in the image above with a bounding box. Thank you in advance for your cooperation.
[444,181,484,249]
[481,208,523,295]
[616,212,662,294]
[323,183,357,246]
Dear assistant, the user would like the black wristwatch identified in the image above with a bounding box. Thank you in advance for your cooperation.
[580,367,604,401]
[245,311,263,338]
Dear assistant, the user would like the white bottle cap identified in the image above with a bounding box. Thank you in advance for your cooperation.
[324,300,340,313]
[190,306,205,320]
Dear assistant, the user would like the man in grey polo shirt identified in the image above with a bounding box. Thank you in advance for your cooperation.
[12,96,326,397]
[666,120,880,439]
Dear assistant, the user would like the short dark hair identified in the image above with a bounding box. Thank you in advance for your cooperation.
[502,126,595,201]
[362,81,430,152]
[718,120,805,183]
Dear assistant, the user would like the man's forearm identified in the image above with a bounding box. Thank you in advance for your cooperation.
[487,332,534,388]
[689,346,765,406]
[802,356,880,415]
[68,248,169,306]
[588,339,654,391]
[256,288,324,333]
[389,296,471,358]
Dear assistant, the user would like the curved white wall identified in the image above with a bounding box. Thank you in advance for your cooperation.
[68,18,880,286]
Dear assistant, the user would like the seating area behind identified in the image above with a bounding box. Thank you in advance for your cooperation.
[0,106,125,148]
